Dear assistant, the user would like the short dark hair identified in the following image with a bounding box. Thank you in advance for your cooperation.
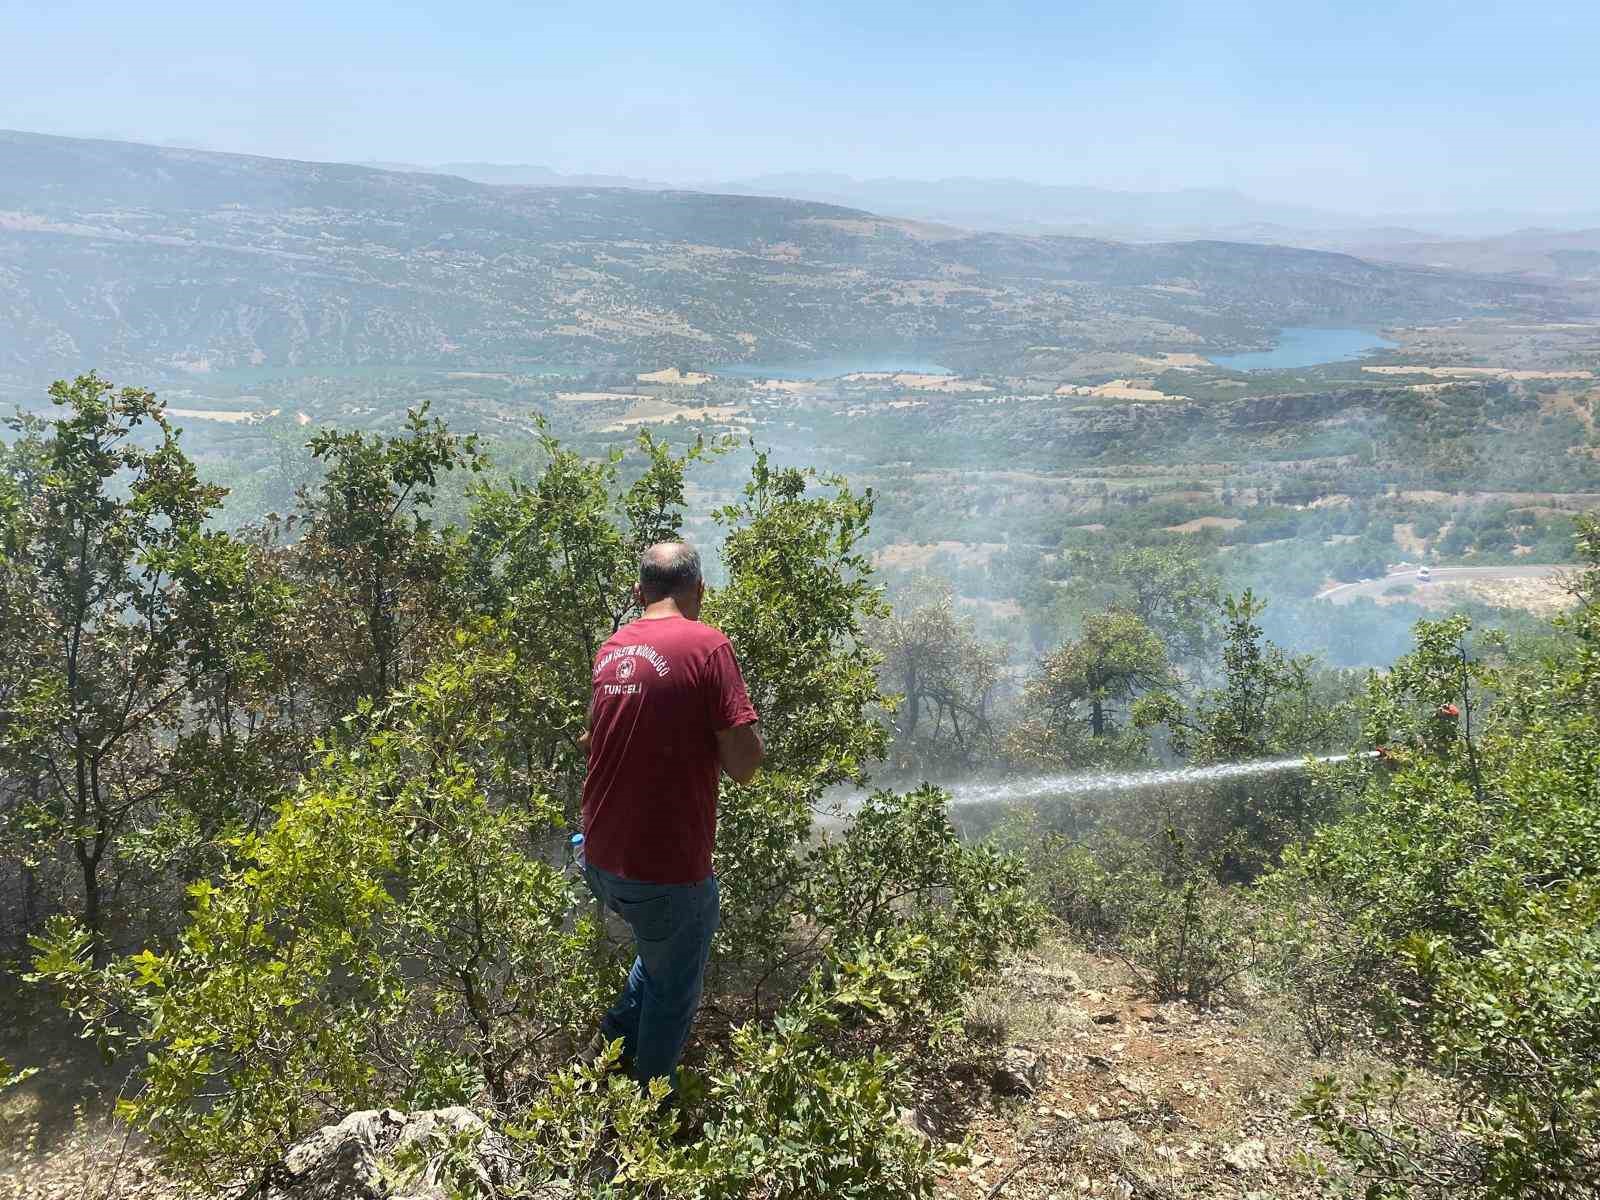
[638,542,702,602]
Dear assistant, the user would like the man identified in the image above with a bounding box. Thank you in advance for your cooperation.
[579,541,763,1090]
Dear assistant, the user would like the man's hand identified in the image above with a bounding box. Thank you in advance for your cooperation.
[716,722,764,784]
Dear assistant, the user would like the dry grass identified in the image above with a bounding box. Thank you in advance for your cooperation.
[875,541,1007,570]
[553,391,654,403]
[636,367,713,385]
[164,407,259,424]
[1165,517,1244,534]
[600,403,747,432]
[922,938,1363,1199]
[1,991,173,1200]
[1382,575,1579,617]
[843,373,994,393]
[1055,380,1192,402]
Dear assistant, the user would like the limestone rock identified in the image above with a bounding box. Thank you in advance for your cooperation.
[991,1046,1047,1097]
[262,1107,545,1199]
[1088,1120,1144,1160]
[1224,1137,1269,1174]
[896,1104,938,1142]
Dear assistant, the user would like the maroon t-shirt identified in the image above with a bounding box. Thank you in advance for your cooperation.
[581,615,758,885]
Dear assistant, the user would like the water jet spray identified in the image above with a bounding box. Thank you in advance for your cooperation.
[946,751,1378,808]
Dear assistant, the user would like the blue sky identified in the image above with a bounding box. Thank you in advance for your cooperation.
[2,0,1595,213]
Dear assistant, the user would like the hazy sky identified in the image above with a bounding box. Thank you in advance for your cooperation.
[4,0,1596,214]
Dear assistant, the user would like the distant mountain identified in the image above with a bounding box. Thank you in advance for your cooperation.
[349,161,1600,251]
[701,173,1600,250]
[0,130,1571,387]
[362,159,670,190]
[1356,228,1600,281]
[704,173,1358,237]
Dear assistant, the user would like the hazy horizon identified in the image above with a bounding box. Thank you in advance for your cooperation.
[5,0,1598,218]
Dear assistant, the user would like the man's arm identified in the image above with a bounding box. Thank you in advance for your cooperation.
[715,722,764,784]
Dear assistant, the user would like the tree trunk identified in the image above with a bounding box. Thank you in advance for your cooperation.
[1091,697,1106,738]
[900,683,921,739]
[75,837,105,966]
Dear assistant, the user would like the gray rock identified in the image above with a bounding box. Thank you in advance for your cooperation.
[262,1107,546,1199]
[1224,1137,1270,1174]
[896,1105,938,1142]
[991,1046,1047,1097]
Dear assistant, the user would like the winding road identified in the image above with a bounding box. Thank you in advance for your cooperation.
[1316,564,1576,605]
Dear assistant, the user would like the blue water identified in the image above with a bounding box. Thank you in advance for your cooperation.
[713,355,951,380]
[1210,327,1395,371]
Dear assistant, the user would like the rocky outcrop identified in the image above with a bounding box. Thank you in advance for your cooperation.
[256,1108,558,1200]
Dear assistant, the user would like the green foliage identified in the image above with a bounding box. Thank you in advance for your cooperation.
[871,580,1005,775]
[0,1057,38,1093]
[1141,591,1353,766]
[683,960,948,1200]
[11,385,1041,1200]
[0,374,251,953]
[1010,609,1170,767]
[805,785,1044,1024]
[1264,526,1600,1195]
[1055,541,1221,662]
[512,942,953,1200]
[1134,591,1360,874]
[295,402,485,709]
[465,428,708,821]
[30,630,606,1183]
[704,451,890,978]
[1010,823,1260,1006]
[511,1048,686,1196]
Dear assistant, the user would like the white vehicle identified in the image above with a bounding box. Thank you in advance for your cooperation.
[1418,565,1432,584]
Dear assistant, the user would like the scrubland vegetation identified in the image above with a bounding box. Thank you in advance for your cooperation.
[3,374,1599,1197]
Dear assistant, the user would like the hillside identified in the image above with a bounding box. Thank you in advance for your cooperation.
[0,130,1570,388]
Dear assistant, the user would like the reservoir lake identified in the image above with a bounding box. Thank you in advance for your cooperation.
[1209,327,1396,371]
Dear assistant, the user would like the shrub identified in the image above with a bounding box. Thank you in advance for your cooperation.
[30,632,608,1185]
[1269,552,1600,1195]
[685,955,949,1200]
[1011,822,1261,1006]
[507,940,955,1200]
[805,785,1044,1025]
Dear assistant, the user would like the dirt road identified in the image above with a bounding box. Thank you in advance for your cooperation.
[1316,563,1576,604]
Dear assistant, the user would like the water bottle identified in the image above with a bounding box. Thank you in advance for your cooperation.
[568,832,586,874]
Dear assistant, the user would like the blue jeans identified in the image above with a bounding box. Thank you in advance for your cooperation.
[583,862,719,1090]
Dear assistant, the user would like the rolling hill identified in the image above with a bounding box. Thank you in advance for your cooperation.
[0,130,1576,388]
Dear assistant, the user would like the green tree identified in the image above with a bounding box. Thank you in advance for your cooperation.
[872,580,1006,774]
[1138,590,1354,765]
[465,430,706,813]
[1272,526,1600,1195]
[31,629,607,1184]
[0,375,241,957]
[292,404,484,713]
[704,452,890,982]
[1011,610,1169,767]
[1055,541,1220,661]
[27,431,1042,1200]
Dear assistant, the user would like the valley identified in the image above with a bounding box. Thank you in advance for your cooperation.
[2,130,1589,400]
[4,122,1600,1200]
[114,301,1600,664]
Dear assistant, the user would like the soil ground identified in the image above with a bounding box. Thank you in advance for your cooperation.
[922,939,1358,1199]
[1,933,1370,1199]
